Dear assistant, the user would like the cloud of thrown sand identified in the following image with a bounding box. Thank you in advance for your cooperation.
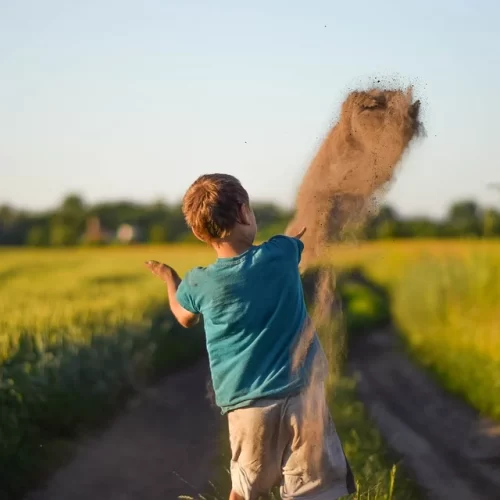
[286,86,423,476]
[286,87,422,270]
[288,87,422,384]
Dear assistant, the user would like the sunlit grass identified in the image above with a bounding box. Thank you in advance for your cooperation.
[0,244,213,498]
[392,254,500,419]
[326,240,500,420]
[5,240,497,499]
[0,245,214,359]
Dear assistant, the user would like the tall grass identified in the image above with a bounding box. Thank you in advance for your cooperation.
[11,242,493,498]
[328,240,500,420]
[0,245,213,498]
[393,253,500,419]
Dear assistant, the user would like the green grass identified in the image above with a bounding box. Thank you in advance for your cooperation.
[0,244,445,499]
[328,273,419,499]
[338,278,390,335]
[0,245,213,499]
[330,377,418,499]
[326,241,500,420]
[392,254,500,419]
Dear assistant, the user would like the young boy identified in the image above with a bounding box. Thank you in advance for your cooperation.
[145,174,355,500]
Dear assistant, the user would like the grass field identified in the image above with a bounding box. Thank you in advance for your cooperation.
[4,240,499,498]
[328,240,500,420]
[0,244,422,499]
[0,245,213,498]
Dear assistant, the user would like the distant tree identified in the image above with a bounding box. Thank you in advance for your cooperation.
[365,205,401,239]
[252,203,291,228]
[482,208,500,237]
[257,221,289,241]
[51,194,87,244]
[49,222,78,246]
[446,200,481,237]
[60,194,86,215]
[89,201,144,230]
[400,218,442,238]
[148,224,168,243]
[376,219,400,239]
[4,192,500,246]
[26,226,49,246]
[178,231,203,244]
[0,210,37,245]
[0,205,16,226]
[167,207,191,242]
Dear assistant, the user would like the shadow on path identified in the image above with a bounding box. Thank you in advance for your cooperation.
[26,358,221,500]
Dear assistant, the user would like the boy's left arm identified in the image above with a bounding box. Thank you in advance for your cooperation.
[145,260,200,328]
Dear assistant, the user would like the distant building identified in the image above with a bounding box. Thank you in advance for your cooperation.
[84,216,113,243]
[116,223,141,243]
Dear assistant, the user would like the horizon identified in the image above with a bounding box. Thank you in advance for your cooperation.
[4,188,498,223]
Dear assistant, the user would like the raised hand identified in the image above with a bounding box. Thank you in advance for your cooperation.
[144,260,175,282]
[294,227,307,240]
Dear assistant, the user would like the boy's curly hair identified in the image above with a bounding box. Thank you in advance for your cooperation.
[182,174,249,241]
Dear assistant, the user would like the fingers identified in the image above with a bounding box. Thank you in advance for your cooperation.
[294,227,307,240]
[144,260,166,275]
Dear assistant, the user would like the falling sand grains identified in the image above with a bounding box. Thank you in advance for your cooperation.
[287,87,423,468]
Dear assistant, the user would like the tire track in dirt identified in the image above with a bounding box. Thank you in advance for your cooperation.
[25,357,221,500]
[349,329,500,500]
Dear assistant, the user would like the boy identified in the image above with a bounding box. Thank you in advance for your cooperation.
[145,174,355,500]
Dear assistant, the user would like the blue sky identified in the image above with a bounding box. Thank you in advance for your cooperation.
[1,0,499,217]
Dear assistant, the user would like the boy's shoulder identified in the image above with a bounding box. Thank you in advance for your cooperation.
[183,265,209,283]
[260,235,304,262]
[177,266,211,313]
[263,234,303,248]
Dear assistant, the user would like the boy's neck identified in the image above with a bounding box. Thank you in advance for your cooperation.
[212,239,253,259]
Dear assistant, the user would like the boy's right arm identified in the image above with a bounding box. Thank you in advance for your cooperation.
[145,261,200,328]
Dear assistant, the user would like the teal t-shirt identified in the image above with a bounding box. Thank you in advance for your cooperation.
[176,235,319,414]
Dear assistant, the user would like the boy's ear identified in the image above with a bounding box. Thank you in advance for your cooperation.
[191,228,206,242]
[239,204,252,225]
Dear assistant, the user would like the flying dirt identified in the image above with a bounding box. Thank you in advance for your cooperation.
[286,87,422,268]
[288,87,422,379]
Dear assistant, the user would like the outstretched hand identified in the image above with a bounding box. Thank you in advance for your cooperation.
[144,260,197,328]
[144,260,175,282]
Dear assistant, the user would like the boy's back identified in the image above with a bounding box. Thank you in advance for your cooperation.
[177,235,319,413]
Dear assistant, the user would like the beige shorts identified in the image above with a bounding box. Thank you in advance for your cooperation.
[228,380,356,499]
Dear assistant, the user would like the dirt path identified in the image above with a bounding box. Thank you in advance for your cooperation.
[349,329,500,500]
[26,357,221,500]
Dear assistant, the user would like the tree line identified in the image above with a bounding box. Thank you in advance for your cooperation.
[0,194,499,247]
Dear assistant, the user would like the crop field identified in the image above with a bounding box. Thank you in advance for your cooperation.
[1,240,499,499]
[0,245,212,497]
[328,240,500,420]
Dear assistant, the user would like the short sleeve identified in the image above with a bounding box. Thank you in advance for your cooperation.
[176,275,199,314]
[267,235,304,264]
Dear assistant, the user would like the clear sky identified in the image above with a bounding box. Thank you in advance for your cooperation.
[1,0,499,217]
